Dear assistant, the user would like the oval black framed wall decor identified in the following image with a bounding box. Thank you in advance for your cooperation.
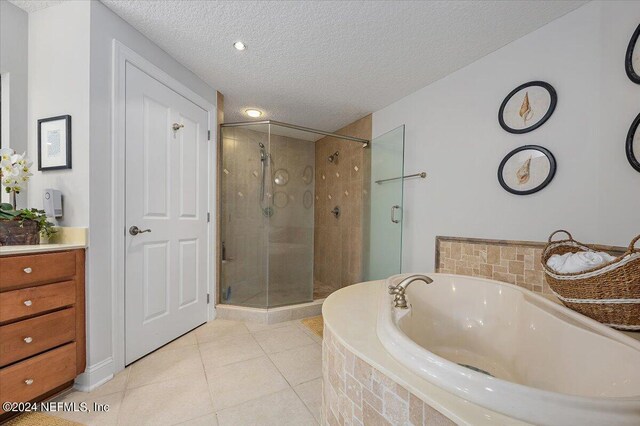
[498,145,556,195]
[498,81,557,134]
[627,113,640,173]
[625,24,640,84]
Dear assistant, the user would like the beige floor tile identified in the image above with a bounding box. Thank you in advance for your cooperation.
[216,388,316,426]
[118,374,213,426]
[199,333,264,367]
[294,378,323,423]
[269,343,322,386]
[253,324,314,354]
[195,319,250,344]
[244,319,297,333]
[88,367,130,397]
[173,413,218,426]
[158,330,198,352]
[127,345,204,389]
[51,390,124,426]
[205,356,289,411]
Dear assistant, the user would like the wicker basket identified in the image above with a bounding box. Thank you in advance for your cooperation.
[0,219,40,246]
[541,230,640,330]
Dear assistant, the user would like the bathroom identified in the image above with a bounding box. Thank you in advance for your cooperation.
[0,1,638,425]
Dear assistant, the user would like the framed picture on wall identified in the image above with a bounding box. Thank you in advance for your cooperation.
[38,115,72,171]
[498,81,557,134]
[498,145,556,195]
[627,113,640,173]
[626,24,640,84]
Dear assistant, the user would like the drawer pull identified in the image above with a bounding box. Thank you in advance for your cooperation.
[24,337,33,344]
[23,300,33,307]
[23,267,33,274]
[24,379,34,385]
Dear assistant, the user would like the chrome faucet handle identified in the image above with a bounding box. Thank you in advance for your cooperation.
[389,274,433,309]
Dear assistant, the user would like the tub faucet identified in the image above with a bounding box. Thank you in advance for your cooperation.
[388,274,434,309]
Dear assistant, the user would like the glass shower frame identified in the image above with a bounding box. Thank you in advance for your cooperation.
[219,121,369,309]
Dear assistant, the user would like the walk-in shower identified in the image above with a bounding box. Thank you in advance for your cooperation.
[219,121,370,309]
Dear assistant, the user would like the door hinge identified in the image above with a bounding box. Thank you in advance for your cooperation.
[208,130,211,140]
[207,293,210,304]
[207,212,210,222]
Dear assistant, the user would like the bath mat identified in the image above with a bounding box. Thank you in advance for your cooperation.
[4,412,83,426]
[301,315,323,338]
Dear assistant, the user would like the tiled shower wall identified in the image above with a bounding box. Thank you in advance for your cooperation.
[220,127,315,307]
[314,115,372,299]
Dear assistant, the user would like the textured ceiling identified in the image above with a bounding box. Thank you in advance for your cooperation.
[11,0,586,132]
[9,0,64,13]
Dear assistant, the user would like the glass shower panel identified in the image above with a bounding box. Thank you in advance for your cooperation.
[267,123,315,307]
[220,124,271,308]
[365,125,405,280]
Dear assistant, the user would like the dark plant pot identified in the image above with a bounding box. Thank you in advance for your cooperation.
[0,219,40,246]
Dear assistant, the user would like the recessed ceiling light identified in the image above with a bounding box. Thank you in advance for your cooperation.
[233,41,247,51]
[245,109,263,118]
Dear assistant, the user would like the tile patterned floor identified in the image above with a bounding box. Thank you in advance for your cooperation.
[50,319,323,426]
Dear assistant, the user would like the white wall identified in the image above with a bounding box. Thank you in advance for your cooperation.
[0,0,29,207]
[84,0,217,388]
[24,0,217,389]
[27,1,91,225]
[372,1,640,274]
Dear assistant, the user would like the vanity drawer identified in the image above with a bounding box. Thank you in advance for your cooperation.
[0,281,75,323]
[0,251,77,290]
[0,343,76,414]
[0,308,75,367]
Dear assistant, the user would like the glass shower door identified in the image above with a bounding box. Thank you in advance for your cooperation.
[220,124,271,308]
[266,123,315,307]
[365,125,405,280]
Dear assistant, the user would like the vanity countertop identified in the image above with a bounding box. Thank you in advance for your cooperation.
[0,227,87,256]
[0,243,86,256]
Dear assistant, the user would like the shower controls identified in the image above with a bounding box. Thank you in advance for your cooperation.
[331,206,340,218]
[328,151,339,163]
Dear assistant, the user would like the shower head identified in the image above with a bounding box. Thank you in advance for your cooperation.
[328,151,339,163]
[258,142,266,161]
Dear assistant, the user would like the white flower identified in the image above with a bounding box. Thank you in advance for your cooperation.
[0,149,32,195]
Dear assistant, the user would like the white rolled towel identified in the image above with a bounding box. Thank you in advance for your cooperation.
[547,251,616,274]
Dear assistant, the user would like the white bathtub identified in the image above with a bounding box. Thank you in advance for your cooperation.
[377,273,640,426]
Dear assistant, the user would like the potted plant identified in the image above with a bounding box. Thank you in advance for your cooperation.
[0,148,55,246]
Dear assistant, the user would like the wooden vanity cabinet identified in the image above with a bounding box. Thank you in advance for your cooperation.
[0,249,86,417]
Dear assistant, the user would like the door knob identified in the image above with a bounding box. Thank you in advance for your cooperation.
[129,226,152,236]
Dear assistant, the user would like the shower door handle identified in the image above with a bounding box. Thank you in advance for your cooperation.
[391,205,400,224]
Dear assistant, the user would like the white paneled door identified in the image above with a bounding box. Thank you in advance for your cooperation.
[125,63,209,364]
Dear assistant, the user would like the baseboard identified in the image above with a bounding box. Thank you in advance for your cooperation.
[74,357,114,392]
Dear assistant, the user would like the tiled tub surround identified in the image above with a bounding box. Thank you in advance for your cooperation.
[323,326,454,426]
[322,283,526,425]
[435,236,626,300]
[314,115,371,299]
